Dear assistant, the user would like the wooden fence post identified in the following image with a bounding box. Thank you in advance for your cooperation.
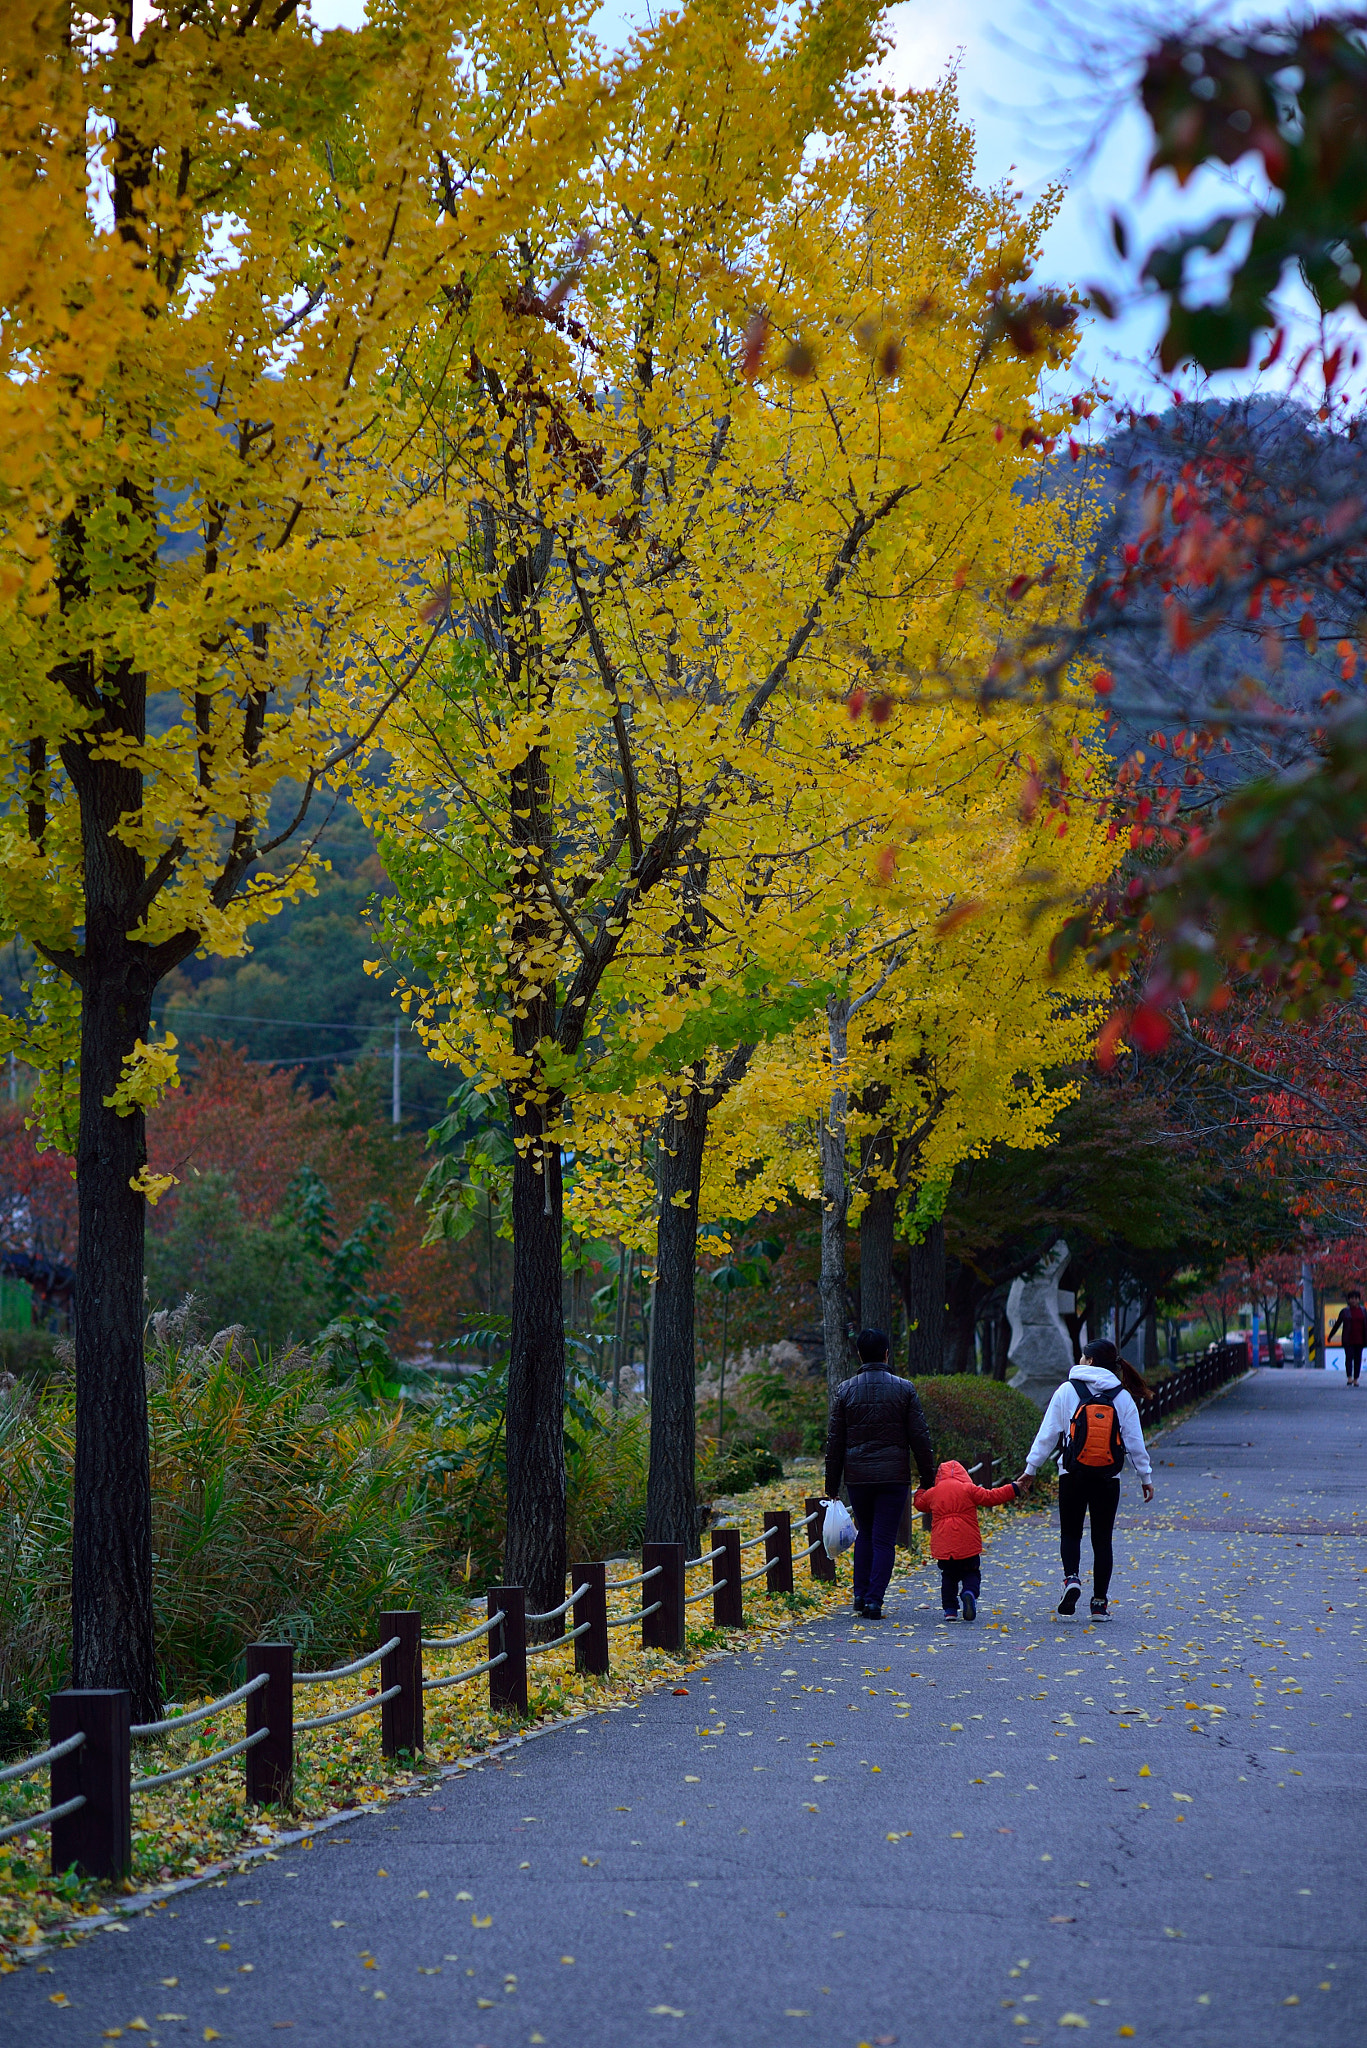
[979,1453,995,1487]
[711,1527,743,1628]
[49,1690,129,1881]
[807,1496,836,1581]
[765,1510,793,1595]
[642,1542,685,1653]
[380,1611,424,1758]
[245,1644,294,1806]
[487,1586,528,1716]
[571,1562,609,1676]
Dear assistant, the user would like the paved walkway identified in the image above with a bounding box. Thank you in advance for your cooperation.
[4,1369,1365,2048]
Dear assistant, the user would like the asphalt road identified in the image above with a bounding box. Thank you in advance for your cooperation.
[3,1367,1364,2048]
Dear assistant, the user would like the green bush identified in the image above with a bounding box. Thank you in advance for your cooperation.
[915,1375,1042,1482]
[145,1171,330,1348]
[707,1433,784,1497]
[0,1328,60,1381]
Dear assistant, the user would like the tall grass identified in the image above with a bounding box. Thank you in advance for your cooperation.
[0,1334,654,1718]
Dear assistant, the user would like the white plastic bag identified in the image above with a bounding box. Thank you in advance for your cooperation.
[822,1497,857,1559]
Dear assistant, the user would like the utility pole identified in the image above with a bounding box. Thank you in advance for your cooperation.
[392,1018,401,1128]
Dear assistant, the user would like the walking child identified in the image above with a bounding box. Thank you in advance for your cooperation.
[912,1459,1020,1621]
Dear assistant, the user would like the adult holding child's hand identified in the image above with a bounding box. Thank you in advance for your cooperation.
[1021,1338,1155,1619]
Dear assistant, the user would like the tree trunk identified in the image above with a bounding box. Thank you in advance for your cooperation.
[905,1217,945,1378]
[859,1184,895,1341]
[505,1125,566,1637]
[820,995,853,1402]
[71,970,159,1721]
[646,1086,708,1550]
[944,1258,982,1373]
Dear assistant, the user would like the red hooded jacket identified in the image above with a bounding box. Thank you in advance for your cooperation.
[912,1460,1018,1561]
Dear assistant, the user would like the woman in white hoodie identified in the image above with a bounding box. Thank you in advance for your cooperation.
[1020,1337,1154,1618]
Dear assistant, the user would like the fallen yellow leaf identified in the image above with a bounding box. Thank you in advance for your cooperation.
[1138,1766,1151,1778]
[472,1914,492,1928]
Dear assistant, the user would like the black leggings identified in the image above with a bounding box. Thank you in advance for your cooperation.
[1058,1471,1121,1599]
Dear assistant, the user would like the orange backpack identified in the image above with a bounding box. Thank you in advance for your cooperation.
[1062,1378,1125,1477]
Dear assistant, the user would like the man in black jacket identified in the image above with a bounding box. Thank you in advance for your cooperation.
[824,1328,936,1619]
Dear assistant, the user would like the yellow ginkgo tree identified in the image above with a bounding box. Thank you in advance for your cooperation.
[0,0,635,1714]
[373,68,1109,1585]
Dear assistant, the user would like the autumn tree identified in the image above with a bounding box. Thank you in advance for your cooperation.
[376,66,1123,1581]
[0,0,627,1714]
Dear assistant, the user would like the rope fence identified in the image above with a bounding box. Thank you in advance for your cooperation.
[2,1492,857,1884]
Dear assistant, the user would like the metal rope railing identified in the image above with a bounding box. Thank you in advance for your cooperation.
[683,1579,724,1605]
[131,1673,268,1740]
[605,1563,662,1592]
[132,1728,269,1794]
[296,1683,401,1733]
[608,1600,662,1628]
[422,1651,507,1693]
[0,1795,86,1846]
[0,1732,87,1846]
[526,1619,592,1656]
[0,1731,85,1786]
[526,1584,589,1626]
[422,1611,504,1651]
[293,1638,400,1686]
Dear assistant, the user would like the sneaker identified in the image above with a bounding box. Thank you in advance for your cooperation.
[852,1599,869,1617]
[1058,1579,1082,1616]
[1090,1595,1109,1618]
[960,1589,977,1622]
[863,1605,883,1620]
[941,1609,959,1622]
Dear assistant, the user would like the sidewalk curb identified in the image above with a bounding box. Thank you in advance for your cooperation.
[6,1564,858,1966]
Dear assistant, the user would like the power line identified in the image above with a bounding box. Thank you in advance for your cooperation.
[153,1004,411,1034]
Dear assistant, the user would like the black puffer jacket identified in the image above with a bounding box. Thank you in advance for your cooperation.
[824,1369,936,1493]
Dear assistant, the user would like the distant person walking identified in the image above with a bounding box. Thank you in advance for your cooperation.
[1328,1290,1367,1385]
[824,1328,936,1620]
[1020,1338,1154,1618]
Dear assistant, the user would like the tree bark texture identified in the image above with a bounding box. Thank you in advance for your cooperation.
[646,1086,708,1551]
[944,1257,983,1373]
[505,1127,567,1636]
[859,1185,895,1341]
[71,975,159,1720]
[61,601,168,1720]
[820,996,853,1402]
[904,1217,946,1378]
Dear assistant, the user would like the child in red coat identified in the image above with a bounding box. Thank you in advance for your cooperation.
[912,1459,1020,1621]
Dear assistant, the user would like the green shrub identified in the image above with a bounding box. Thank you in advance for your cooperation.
[0,1328,60,1381]
[145,1171,330,1347]
[915,1375,1042,1482]
[707,1433,784,1497]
